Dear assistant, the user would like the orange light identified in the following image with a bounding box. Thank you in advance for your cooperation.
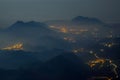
[2,43,23,50]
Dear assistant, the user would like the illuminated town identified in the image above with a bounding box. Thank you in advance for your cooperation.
[0,24,119,80]
[2,43,23,51]
[49,25,120,80]
[0,0,120,80]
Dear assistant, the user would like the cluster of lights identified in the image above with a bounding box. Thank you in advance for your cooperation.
[60,27,68,33]
[2,43,23,50]
[88,58,105,68]
[103,43,115,48]
[49,25,118,40]
[50,25,119,80]
[100,42,119,48]
[49,25,89,34]
[88,51,118,79]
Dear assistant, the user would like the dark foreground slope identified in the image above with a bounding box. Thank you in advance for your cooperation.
[0,52,92,80]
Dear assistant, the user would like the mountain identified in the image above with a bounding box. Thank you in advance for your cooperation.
[38,53,91,80]
[0,49,68,69]
[0,21,69,52]
[0,50,39,69]
[6,21,53,36]
[0,52,92,80]
[0,49,119,80]
[8,21,48,31]
[45,16,106,26]
[72,16,104,25]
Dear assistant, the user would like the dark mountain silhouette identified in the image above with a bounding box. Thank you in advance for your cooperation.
[40,53,91,80]
[45,16,106,26]
[0,52,92,80]
[0,21,69,52]
[0,49,68,69]
[6,21,52,35]
[0,50,39,69]
[0,21,53,38]
[8,21,48,30]
[72,16,104,24]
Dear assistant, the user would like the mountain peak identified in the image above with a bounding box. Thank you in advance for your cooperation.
[72,16,103,24]
[14,21,40,25]
[8,20,48,30]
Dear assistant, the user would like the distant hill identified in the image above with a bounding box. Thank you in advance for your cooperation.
[37,53,91,80]
[8,21,48,30]
[0,50,39,69]
[0,49,66,69]
[6,21,52,35]
[45,16,106,26]
[0,21,69,52]
[72,16,104,24]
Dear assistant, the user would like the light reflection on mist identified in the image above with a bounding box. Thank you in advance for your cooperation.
[0,22,69,52]
[0,18,120,52]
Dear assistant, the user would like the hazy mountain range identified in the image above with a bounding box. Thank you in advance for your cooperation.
[0,20,69,52]
[0,16,120,80]
[0,16,119,53]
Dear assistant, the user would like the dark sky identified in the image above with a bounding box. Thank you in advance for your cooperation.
[0,0,120,27]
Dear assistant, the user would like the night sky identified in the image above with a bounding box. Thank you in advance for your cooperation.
[0,0,120,27]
